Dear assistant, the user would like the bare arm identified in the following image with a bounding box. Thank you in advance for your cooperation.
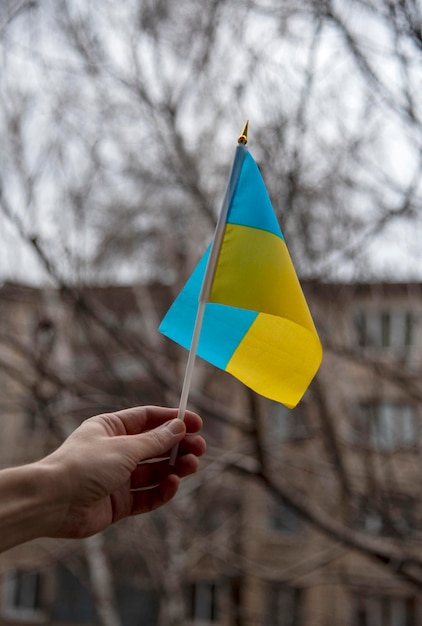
[0,406,206,553]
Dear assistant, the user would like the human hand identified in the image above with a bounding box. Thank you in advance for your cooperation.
[40,406,206,539]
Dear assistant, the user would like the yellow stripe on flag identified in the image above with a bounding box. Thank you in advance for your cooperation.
[209,223,316,333]
[226,313,322,408]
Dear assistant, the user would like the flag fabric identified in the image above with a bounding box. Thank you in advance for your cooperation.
[159,148,322,408]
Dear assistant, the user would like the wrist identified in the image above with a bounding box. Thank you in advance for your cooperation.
[0,461,66,552]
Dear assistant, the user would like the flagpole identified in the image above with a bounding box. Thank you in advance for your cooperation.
[169,122,249,465]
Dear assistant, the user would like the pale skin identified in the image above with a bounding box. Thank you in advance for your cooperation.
[0,406,206,553]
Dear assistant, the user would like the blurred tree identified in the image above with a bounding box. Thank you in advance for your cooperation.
[2,1,422,625]
[1,0,422,285]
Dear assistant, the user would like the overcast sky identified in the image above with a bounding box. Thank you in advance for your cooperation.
[1,1,422,286]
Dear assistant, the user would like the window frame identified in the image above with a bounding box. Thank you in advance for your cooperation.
[353,309,416,353]
[1,568,48,622]
[185,579,219,625]
[265,582,303,626]
[350,401,418,453]
[267,402,310,444]
[267,497,303,537]
[353,591,417,626]
[353,492,417,537]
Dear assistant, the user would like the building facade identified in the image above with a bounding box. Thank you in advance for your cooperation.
[0,280,421,626]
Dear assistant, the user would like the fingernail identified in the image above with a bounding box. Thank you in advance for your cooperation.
[166,419,185,435]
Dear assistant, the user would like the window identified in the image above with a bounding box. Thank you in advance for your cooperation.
[185,580,218,624]
[354,493,416,537]
[268,403,309,443]
[265,583,302,626]
[268,498,302,536]
[351,402,417,452]
[51,565,100,624]
[2,569,46,621]
[32,316,55,353]
[354,310,415,352]
[353,593,417,626]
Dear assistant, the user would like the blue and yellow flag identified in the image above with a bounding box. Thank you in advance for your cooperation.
[159,148,322,408]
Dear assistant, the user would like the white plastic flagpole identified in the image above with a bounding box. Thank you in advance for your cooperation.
[169,123,249,465]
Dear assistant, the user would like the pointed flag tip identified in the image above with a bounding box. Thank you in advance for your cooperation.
[238,120,249,145]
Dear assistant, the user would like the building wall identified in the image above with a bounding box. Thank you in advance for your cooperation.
[0,281,422,626]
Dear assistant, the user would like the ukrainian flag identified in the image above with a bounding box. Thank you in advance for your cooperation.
[159,148,322,408]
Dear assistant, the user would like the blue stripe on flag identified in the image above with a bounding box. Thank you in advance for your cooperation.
[227,152,284,239]
[199,303,257,369]
[159,247,257,370]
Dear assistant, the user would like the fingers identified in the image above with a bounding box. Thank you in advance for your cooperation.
[113,406,205,464]
[175,433,206,457]
[134,432,206,462]
[132,419,187,461]
[129,426,206,467]
[131,453,200,491]
[131,475,181,515]
[107,406,203,436]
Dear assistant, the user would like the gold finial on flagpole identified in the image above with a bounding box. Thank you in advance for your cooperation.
[238,120,249,145]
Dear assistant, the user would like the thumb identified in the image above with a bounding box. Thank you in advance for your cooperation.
[136,419,186,460]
